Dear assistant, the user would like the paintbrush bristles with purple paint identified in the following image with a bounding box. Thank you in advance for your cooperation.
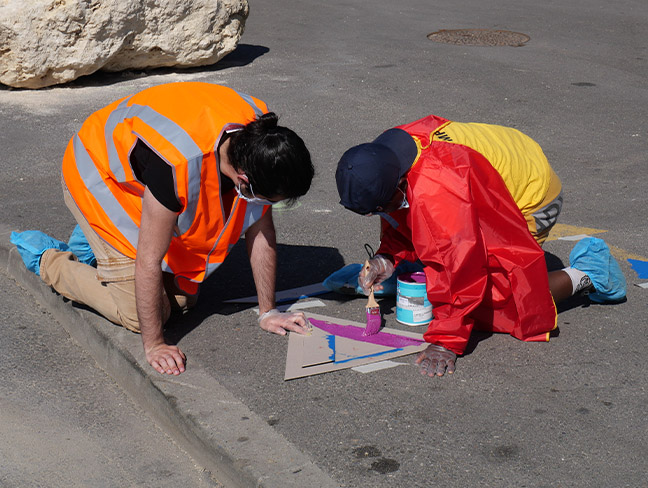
[364,287,381,336]
[363,260,382,336]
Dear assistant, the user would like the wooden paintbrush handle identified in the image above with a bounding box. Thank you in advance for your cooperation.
[363,259,380,307]
[367,287,379,308]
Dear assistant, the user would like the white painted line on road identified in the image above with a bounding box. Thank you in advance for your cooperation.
[253,299,327,314]
[352,360,406,373]
[282,299,327,312]
[558,234,591,241]
[225,283,329,304]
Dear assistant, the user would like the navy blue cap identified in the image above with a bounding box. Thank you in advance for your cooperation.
[336,128,417,214]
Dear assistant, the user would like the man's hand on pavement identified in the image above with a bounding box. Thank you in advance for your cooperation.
[259,309,311,336]
[358,254,395,294]
[146,343,186,376]
[415,343,457,377]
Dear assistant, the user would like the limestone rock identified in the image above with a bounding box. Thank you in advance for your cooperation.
[0,0,249,89]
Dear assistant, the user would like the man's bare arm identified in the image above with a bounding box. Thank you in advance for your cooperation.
[245,209,310,335]
[136,187,186,375]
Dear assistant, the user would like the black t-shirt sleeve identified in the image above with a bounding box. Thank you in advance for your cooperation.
[130,139,182,212]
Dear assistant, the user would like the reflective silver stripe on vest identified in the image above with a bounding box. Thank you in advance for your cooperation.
[203,201,266,276]
[161,259,173,274]
[241,202,265,230]
[104,98,203,235]
[233,89,264,117]
[73,134,140,249]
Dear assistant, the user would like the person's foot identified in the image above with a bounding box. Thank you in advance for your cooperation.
[569,237,627,303]
[10,230,69,276]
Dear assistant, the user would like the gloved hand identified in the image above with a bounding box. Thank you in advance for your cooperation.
[258,309,312,336]
[415,343,457,377]
[358,254,395,295]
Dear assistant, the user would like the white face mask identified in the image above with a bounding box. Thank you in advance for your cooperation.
[397,188,409,210]
[236,181,276,206]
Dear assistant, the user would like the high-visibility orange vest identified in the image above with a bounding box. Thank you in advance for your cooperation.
[62,82,270,294]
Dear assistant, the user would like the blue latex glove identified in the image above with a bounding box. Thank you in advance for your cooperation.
[67,224,97,266]
[10,230,69,276]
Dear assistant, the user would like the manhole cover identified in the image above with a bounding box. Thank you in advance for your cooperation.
[427,29,530,47]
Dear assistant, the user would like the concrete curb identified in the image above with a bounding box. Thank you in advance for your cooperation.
[1,225,339,488]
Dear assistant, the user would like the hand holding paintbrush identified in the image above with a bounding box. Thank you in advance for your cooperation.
[358,254,396,295]
[359,246,395,335]
[362,259,383,336]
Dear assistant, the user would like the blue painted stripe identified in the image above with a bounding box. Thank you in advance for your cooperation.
[324,333,404,364]
[326,334,336,361]
[628,259,648,279]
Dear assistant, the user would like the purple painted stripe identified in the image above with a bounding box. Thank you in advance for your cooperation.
[310,318,425,348]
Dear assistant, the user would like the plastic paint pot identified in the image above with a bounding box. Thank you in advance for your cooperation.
[396,272,433,326]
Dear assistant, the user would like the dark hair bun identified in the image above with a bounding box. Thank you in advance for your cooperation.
[228,111,314,202]
[249,112,278,134]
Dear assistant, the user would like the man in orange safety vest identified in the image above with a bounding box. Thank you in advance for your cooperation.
[12,82,315,376]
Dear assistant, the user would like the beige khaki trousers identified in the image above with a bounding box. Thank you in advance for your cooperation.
[40,182,141,331]
[40,180,195,333]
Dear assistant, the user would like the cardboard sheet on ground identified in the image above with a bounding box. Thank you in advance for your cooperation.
[284,312,427,380]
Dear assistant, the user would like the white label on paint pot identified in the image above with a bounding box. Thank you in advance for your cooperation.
[413,308,433,322]
[398,295,426,310]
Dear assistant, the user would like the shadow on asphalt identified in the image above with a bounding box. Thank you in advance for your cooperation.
[0,43,270,91]
[164,241,345,344]
[70,246,601,351]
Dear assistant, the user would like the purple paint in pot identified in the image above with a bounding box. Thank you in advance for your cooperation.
[398,271,427,283]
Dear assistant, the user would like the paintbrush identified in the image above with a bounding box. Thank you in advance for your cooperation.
[363,259,382,336]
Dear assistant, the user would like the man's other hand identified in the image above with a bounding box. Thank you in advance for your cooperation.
[415,343,456,377]
[146,343,186,375]
[259,309,311,336]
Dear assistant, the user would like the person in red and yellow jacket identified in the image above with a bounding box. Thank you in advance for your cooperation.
[336,114,626,377]
[11,82,315,376]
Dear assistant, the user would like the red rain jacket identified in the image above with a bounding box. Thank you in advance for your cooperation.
[377,115,557,355]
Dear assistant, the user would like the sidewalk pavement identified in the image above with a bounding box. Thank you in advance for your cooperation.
[0,223,340,488]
